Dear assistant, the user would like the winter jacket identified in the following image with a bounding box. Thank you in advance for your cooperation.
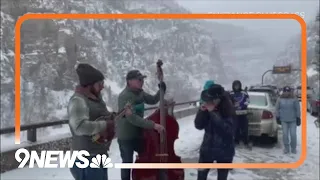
[230,80,250,115]
[226,91,236,105]
[116,86,160,140]
[200,80,215,104]
[194,109,235,158]
[68,91,112,156]
[275,97,300,123]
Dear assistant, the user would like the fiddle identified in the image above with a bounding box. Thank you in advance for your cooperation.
[92,102,132,145]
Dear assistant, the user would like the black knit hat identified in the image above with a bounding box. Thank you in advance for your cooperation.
[201,84,225,102]
[76,63,105,86]
[126,70,147,81]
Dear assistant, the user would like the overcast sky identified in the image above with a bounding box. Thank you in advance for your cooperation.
[177,0,319,40]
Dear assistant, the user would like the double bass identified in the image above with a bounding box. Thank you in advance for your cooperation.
[132,60,184,180]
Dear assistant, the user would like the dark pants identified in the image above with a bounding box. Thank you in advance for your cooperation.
[70,157,108,180]
[118,139,143,180]
[232,117,238,140]
[235,115,249,145]
[197,151,233,180]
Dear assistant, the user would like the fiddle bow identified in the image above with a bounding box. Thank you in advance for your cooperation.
[92,102,132,144]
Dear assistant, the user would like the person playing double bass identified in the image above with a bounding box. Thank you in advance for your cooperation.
[116,69,166,180]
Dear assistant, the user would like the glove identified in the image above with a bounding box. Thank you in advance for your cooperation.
[276,117,281,125]
[158,82,166,93]
[134,103,145,114]
[296,117,301,126]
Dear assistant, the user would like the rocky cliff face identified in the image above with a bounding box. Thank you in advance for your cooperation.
[1,0,234,128]
[200,20,279,86]
[266,13,319,88]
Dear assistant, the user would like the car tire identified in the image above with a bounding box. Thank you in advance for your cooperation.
[270,129,278,144]
[270,134,278,144]
[307,102,310,112]
[310,105,315,116]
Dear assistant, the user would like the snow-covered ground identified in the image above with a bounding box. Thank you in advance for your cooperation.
[1,104,319,180]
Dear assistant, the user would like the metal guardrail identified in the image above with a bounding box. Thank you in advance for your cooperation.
[0,100,199,142]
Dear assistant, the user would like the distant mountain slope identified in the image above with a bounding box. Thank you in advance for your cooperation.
[0,0,234,128]
[266,12,319,88]
[203,21,278,85]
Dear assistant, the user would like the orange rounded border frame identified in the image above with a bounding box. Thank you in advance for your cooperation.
[14,13,307,169]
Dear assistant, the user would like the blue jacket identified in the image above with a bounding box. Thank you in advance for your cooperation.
[230,90,250,111]
[275,97,300,123]
[194,109,235,158]
[230,80,249,113]
[200,80,215,104]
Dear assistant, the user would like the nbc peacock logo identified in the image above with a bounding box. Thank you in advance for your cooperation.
[90,154,113,168]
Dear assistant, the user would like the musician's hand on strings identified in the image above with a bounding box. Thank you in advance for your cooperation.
[153,123,165,133]
[124,103,133,117]
[158,81,166,93]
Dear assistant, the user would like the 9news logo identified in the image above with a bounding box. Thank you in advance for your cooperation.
[15,148,113,168]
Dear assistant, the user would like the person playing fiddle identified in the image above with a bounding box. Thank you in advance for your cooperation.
[68,63,127,180]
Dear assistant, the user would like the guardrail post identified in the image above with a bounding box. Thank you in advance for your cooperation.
[27,128,37,142]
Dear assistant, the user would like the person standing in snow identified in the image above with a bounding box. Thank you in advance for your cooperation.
[194,84,235,180]
[200,80,237,138]
[68,63,124,180]
[275,86,301,154]
[116,70,166,180]
[230,80,251,149]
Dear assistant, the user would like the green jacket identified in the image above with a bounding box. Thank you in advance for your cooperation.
[116,86,160,140]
